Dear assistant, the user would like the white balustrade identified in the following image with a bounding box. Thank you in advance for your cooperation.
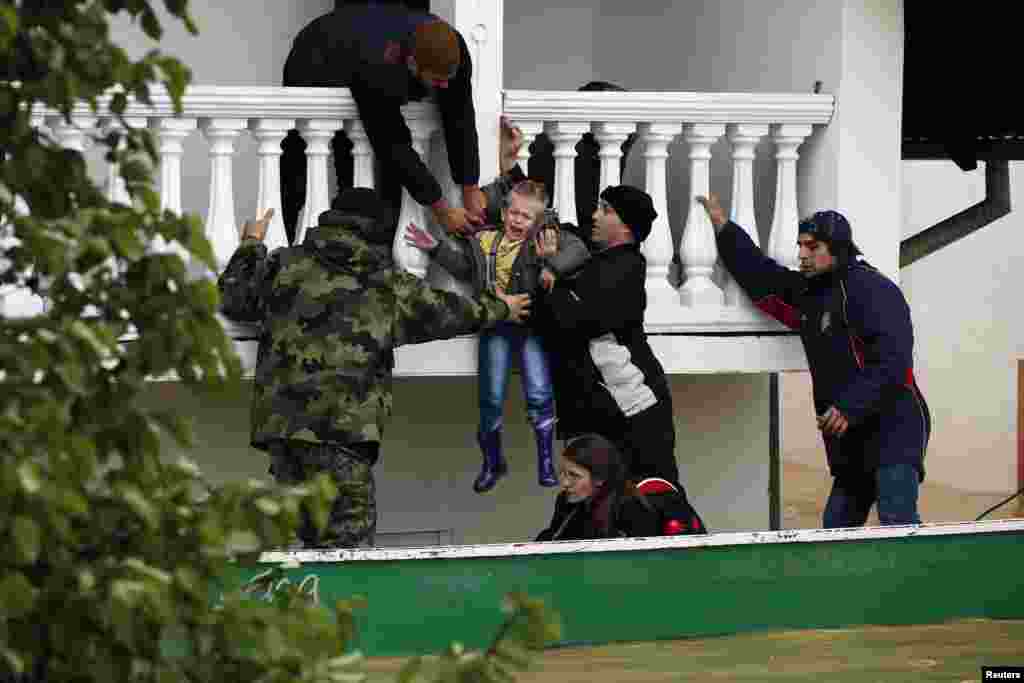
[724,124,769,307]
[639,122,684,316]
[296,119,338,244]
[394,118,439,278]
[768,124,812,270]
[19,86,833,340]
[545,121,589,224]
[250,118,294,252]
[594,122,636,191]
[345,119,375,189]
[678,123,725,308]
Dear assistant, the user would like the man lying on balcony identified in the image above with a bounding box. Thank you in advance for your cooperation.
[698,194,932,529]
[281,3,484,241]
[217,194,530,549]
[531,185,705,532]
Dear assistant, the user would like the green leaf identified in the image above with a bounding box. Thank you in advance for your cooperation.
[225,530,261,555]
[119,485,160,529]
[140,8,163,40]
[0,5,17,54]
[0,648,25,677]
[397,656,425,683]
[16,461,43,495]
[11,516,42,565]
[0,571,38,619]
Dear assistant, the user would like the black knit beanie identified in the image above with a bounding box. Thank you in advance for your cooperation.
[599,185,657,243]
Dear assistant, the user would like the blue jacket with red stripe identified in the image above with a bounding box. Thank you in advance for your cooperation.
[715,221,931,477]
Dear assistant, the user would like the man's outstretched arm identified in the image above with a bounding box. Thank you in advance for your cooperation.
[698,194,805,329]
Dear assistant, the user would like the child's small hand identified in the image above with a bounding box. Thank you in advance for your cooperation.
[534,225,559,258]
[404,221,439,251]
[496,285,531,323]
[540,268,556,292]
[239,208,274,241]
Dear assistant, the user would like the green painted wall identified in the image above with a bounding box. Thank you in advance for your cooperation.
[233,529,1024,657]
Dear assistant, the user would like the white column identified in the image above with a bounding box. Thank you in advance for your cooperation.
[446,0,503,186]
[200,117,245,271]
[593,122,636,191]
[507,119,543,176]
[636,122,683,313]
[47,114,97,153]
[394,119,439,278]
[250,118,294,251]
[295,119,337,244]
[724,124,769,307]
[545,121,589,227]
[768,124,812,270]
[344,119,375,189]
[679,123,725,308]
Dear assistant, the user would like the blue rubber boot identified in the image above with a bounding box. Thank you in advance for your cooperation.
[473,428,508,493]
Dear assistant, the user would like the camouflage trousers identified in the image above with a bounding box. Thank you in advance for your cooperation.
[267,440,378,549]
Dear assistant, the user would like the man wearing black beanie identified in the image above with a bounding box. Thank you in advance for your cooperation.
[535,185,706,533]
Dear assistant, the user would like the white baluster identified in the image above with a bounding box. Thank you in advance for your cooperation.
[200,118,245,271]
[507,119,543,175]
[679,123,725,308]
[296,119,338,244]
[768,124,812,270]
[636,122,683,313]
[426,130,474,297]
[102,117,146,206]
[46,114,97,153]
[344,119,375,189]
[545,121,589,224]
[394,118,439,278]
[0,170,41,319]
[151,117,196,216]
[148,117,196,263]
[250,118,294,251]
[724,124,769,307]
[593,122,636,191]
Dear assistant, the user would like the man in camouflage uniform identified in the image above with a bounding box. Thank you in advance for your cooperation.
[218,189,530,548]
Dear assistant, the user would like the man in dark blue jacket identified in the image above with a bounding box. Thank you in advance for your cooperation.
[281,2,485,241]
[697,194,931,528]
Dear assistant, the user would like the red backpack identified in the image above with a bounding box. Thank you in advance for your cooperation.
[635,478,708,536]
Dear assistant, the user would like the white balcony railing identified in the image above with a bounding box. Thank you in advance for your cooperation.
[5,85,833,358]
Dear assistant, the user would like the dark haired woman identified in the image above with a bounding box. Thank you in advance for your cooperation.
[535,434,661,541]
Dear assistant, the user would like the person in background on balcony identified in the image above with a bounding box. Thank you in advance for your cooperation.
[217,192,530,549]
[280,2,485,243]
[403,123,589,494]
[532,185,704,531]
[697,194,932,528]
[535,434,661,541]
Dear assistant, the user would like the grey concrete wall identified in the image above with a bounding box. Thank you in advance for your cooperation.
[141,372,770,545]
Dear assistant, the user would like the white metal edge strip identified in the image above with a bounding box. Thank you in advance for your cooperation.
[258,519,1024,565]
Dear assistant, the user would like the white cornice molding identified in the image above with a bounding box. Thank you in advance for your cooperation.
[503,90,835,125]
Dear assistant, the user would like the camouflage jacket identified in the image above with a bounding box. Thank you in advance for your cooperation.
[217,214,510,449]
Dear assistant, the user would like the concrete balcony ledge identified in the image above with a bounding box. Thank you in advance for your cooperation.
[215,319,807,378]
